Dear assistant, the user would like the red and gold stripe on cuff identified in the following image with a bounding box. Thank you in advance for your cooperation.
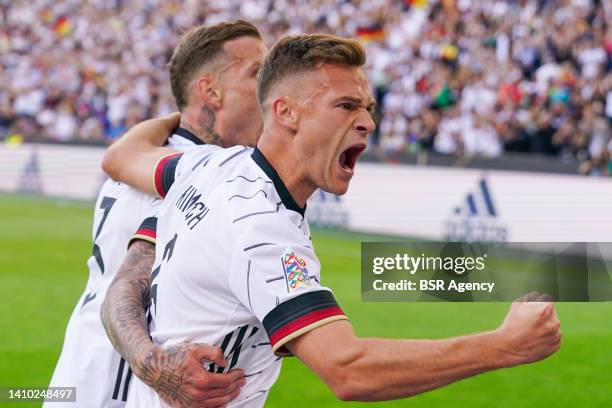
[127,217,157,248]
[262,290,348,357]
[154,153,182,198]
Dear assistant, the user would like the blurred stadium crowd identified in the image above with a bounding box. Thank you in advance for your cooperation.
[1,0,611,174]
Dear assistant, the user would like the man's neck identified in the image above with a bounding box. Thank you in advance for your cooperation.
[257,136,315,208]
[180,104,224,147]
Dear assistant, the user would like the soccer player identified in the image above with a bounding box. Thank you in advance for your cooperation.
[46,20,266,408]
[102,34,562,407]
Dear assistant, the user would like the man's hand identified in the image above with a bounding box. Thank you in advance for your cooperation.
[138,343,245,408]
[496,295,562,367]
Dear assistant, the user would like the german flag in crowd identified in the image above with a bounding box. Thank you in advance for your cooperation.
[405,0,429,8]
[53,16,72,37]
[356,25,385,42]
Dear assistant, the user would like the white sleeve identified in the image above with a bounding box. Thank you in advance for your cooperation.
[229,213,348,357]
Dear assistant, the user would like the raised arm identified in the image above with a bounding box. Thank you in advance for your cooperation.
[101,240,245,408]
[102,113,181,195]
[288,300,561,402]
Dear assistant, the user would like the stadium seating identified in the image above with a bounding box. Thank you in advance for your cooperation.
[0,0,610,174]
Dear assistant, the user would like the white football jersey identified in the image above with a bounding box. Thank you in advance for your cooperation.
[126,146,348,408]
[46,128,205,407]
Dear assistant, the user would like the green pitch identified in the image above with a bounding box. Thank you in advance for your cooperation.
[0,195,610,407]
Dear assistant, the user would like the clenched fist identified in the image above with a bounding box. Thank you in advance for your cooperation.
[495,293,562,367]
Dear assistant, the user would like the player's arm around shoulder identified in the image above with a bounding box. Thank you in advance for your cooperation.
[102,113,181,194]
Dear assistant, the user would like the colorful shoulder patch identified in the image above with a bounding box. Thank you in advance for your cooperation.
[281,248,312,292]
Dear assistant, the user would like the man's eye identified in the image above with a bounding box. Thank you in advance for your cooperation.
[339,103,354,110]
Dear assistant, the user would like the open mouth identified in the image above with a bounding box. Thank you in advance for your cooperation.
[339,144,366,173]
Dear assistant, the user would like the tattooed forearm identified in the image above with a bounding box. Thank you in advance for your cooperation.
[100,240,156,380]
[101,240,224,407]
[179,105,222,146]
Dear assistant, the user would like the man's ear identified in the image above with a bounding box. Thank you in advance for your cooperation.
[271,96,298,133]
[195,75,222,109]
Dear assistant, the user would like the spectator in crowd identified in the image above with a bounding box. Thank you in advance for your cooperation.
[0,0,610,174]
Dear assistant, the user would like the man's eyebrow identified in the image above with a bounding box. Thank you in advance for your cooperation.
[336,95,376,109]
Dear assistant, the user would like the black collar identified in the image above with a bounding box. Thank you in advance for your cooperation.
[174,127,205,145]
[251,147,306,217]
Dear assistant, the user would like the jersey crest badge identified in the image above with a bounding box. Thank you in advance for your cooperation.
[282,248,311,292]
